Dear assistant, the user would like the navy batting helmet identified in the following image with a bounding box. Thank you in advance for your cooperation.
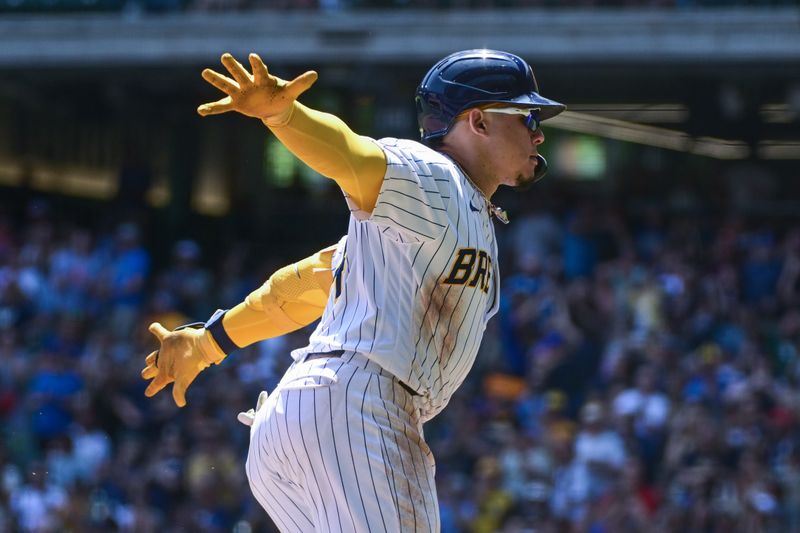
[415,49,565,143]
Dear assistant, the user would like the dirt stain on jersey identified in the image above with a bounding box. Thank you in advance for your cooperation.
[418,277,464,368]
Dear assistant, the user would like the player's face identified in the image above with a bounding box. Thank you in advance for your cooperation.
[485,107,545,189]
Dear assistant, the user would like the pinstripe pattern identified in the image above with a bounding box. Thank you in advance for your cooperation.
[295,138,499,422]
[247,353,438,532]
[249,138,499,531]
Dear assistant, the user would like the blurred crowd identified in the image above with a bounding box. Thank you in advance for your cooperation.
[1,190,800,533]
[180,0,794,13]
[153,0,800,14]
[2,0,795,15]
[433,198,800,533]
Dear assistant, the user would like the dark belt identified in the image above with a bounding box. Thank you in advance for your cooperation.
[305,350,420,397]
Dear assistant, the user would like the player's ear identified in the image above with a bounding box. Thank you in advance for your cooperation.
[465,108,490,138]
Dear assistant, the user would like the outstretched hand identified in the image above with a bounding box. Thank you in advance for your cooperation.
[141,322,225,408]
[197,52,318,124]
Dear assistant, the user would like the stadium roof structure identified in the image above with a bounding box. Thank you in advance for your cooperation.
[1,8,797,66]
[1,7,798,157]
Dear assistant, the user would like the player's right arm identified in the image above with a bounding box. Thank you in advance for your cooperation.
[141,241,339,407]
[197,53,386,213]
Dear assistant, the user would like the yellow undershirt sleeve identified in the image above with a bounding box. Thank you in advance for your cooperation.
[265,102,386,213]
[221,243,337,348]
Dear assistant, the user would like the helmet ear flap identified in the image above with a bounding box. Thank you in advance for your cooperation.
[512,155,549,192]
[533,155,548,182]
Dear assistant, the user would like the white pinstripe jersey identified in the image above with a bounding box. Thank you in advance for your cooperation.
[292,138,500,422]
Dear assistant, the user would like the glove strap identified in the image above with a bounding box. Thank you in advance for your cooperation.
[205,309,239,358]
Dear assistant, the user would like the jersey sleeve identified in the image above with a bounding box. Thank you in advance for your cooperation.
[346,138,450,241]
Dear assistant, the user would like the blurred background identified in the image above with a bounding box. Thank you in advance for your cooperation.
[1,1,799,532]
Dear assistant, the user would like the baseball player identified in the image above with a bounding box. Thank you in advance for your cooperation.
[143,49,565,532]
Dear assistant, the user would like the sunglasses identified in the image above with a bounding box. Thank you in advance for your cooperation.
[483,106,541,132]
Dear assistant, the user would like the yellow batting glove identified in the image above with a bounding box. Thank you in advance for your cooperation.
[141,322,226,408]
[197,52,317,125]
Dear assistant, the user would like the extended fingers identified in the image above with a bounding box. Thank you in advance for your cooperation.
[197,96,234,117]
[141,363,159,380]
[145,373,173,398]
[172,378,189,408]
[220,53,254,87]
[249,53,271,84]
[148,322,170,342]
[285,70,318,101]
[142,347,160,383]
[202,68,240,96]
[141,352,159,379]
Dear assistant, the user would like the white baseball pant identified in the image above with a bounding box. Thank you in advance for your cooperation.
[245,351,440,532]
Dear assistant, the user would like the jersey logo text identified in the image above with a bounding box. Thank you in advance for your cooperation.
[443,248,491,293]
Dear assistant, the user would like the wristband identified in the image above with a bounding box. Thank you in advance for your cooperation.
[204,309,239,356]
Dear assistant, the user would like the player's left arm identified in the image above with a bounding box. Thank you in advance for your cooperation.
[198,53,386,213]
[141,241,338,407]
[223,241,337,346]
